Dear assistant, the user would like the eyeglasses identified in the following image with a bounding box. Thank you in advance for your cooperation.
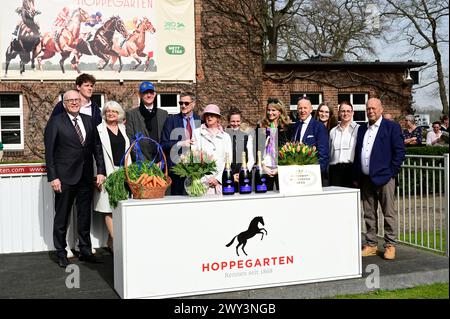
[339,110,353,113]
[267,98,279,104]
[178,101,192,106]
[64,98,81,104]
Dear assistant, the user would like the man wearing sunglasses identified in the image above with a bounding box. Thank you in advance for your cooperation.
[161,92,201,195]
[125,81,168,162]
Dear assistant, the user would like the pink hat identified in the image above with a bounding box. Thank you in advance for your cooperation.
[202,104,221,119]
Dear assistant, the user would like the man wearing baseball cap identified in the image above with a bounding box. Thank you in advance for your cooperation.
[125,81,168,161]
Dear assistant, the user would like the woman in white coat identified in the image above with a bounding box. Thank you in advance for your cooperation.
[191,104,232,194]
[94,101,131,252]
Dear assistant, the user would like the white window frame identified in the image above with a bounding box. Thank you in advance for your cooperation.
[338,93,368,123]
[157,93,180,115]
[0,94,24,150]
[289,93,323,111]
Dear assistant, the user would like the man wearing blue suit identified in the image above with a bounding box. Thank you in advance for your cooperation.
[161,92,201,195]
[354,98,405,260]
[291,97,329,176]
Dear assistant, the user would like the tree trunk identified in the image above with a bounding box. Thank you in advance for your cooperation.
[433,48,449,115]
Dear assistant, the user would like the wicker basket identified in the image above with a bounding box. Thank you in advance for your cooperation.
[124,141,172,199]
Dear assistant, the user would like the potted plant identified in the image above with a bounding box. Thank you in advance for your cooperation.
[277,141,322,194]
[171,149,217,197]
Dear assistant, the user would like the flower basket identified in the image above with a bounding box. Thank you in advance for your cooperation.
[277,142,322,194]
[124,141,172,199]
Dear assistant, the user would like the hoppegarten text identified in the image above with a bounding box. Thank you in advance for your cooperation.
[76,0,152,9]
[202,256,294,272]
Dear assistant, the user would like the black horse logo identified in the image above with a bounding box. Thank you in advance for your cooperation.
[226,216,268,256]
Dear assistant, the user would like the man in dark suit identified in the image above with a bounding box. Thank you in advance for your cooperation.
[291,97,329,175]
[44,90,106,268]
[51,73,102,126]
[161,92,201,195]
[125,81,168,162]
[353,98,405,260]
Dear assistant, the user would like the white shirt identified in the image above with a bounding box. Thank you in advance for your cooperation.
[80,102,92,117]
[426,130,442,146]
[329,121,359,165]
[67,113,86,141]
[361,116,382,175]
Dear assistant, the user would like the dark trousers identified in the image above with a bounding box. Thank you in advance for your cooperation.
[329,163,354,188]
[53,177,93,258]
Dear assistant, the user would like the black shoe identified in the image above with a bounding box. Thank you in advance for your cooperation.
[78,253,98,263]
[58,256,71,268]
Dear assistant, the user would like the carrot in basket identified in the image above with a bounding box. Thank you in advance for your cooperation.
[136,173,147,184]
[144,175,154,187]
[142,175,151,186]
[155,176,166,187]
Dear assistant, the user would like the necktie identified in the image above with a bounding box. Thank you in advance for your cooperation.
[73,117,85,145]
[186,117,192,139]
[296,121,304,141]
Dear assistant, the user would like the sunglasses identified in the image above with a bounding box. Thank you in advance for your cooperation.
[267,98,279,104]
[178,101,192,106]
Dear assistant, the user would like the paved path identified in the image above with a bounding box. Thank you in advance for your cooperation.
[0,244,448,299]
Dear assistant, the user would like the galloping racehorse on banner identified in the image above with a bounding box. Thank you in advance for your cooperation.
[4,0,41,76]
[34,7,89,73]
[109,17,156,70]
[70,16,129,73]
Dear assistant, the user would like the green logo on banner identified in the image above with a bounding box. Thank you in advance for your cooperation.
[166,45,185,55]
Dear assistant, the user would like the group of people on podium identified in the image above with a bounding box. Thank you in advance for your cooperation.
[44,74,408,268]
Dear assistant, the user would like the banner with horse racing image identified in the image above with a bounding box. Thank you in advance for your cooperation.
[0,0,195,81]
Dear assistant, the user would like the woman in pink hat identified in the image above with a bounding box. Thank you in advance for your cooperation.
[191,104,232,194]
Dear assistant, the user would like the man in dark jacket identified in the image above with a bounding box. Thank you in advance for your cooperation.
[161,92,200,195]
[353,98,405,260]
[125,81,168,162]
[44,90,106,268]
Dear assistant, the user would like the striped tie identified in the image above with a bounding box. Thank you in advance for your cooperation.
[73,117,85,145]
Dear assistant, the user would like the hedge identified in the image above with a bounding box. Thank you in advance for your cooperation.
[405,146,449,156]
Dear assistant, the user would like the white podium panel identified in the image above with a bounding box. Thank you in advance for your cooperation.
[113,187,361,299]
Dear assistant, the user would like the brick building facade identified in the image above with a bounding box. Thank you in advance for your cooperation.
[0,0,424,161]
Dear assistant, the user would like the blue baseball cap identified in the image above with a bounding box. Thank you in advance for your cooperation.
[139,81,155,93]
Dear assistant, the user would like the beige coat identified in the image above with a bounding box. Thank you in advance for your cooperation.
[94,122,131,213]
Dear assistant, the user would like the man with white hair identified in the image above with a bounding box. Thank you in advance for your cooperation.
[44,90,106,268]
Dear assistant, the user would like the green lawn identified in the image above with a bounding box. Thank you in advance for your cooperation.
[333,283,449,299]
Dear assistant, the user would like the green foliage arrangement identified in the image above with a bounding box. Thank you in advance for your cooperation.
[405,145,449,156]
[171,149,217,180]
[278,141,319,166]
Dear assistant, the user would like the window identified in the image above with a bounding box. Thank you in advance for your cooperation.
[153,93,180,115]
[289,93,323,121]
[0,94,24,150]
[92,94,104,110]
[338,93,368,124]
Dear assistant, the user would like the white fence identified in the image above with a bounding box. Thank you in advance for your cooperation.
[369,154,449,256]
[0,164,107,254]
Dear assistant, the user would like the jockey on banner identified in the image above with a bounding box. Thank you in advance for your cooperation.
[12,0,41,40]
